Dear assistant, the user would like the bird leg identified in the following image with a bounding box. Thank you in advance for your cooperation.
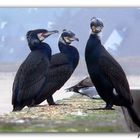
[46,95,68,106]
[47,95,57,105]
[104,103,114,110]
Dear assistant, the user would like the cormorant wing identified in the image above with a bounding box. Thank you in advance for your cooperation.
[50,53,70,68]
[46,53,73,92]
[99,49,133,103]
[12,50,49,104]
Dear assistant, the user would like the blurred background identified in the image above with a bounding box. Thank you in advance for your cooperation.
[0,7,140,114]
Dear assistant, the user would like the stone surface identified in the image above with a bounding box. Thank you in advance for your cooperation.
[0,94,129,133]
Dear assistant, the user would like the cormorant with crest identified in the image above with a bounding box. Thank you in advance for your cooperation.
[85,17,140,127]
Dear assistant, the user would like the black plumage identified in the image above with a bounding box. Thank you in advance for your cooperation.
[34,30,80,105]
[85,17,140,126]
[12,29,79,111]
[12,29,58,111]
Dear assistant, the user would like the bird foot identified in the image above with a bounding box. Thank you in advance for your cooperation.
[103,107,115,110]
[49,103,68,106]
[104,104,114,110]
[92,97,101,100]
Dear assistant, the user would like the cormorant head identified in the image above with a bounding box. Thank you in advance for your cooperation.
[59,29,79,45]
[90,17,104,34]
[26,29,59,43]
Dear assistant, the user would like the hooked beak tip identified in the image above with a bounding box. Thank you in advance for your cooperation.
[51,30,59,34]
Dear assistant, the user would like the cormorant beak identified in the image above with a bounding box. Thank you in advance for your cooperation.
[38,30,59,41]
[70,36,79,42]
[43,30,59,38]
[92,26,103,34]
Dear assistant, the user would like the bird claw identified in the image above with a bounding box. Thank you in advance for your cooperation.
[104,103,114,110]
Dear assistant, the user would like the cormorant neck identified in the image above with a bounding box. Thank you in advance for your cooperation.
[59,37,67,45]
[89,33,101,44]
[29,42,52,60]
[58,41,79,68]
[90,32,102,39]
[90,32,100,38]
[85,33,102,58]
[58,41,69,53]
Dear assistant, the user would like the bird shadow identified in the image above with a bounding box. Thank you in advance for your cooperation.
[32,103,69,107]
[50,103,70,106]
[87,107,115,111]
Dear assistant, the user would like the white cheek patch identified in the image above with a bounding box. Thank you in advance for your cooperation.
[37,33,45,41]
[69,38,75,41]
[64,37,72,43]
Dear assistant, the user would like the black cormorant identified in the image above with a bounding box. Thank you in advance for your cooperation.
[12,29,58,111]
[33,29,80,105]
[85,17,140,126]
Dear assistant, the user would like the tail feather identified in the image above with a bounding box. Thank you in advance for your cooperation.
[127,106,140,127]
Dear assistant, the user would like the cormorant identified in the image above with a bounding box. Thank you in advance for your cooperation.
[12,29,58,111]
[33,29,79,105]
[85,17,140,126]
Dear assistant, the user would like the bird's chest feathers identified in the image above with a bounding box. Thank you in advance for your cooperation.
[61,46,79,67]
[86,41,102,79]
[86,46,100,66]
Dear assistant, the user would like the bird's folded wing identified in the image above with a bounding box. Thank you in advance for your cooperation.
[12,51,49,103]
[46,54,73,92]
[99,54,132,102]
[50,53,69,67]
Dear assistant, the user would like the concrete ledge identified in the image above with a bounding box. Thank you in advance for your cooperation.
[121,89,140,132]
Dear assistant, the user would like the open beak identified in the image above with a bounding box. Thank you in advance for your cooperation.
[43,30,59,38]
